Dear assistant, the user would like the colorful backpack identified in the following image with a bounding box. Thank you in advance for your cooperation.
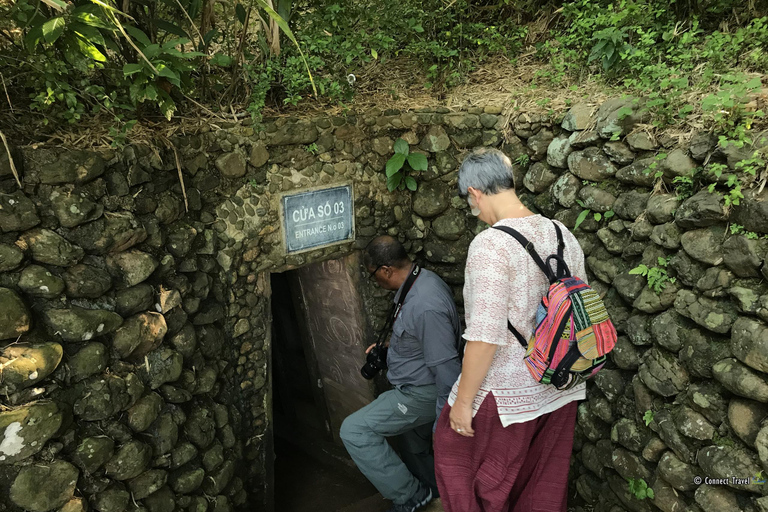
[493,222,617,390]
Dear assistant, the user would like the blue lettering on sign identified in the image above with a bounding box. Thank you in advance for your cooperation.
[282,185,354,253]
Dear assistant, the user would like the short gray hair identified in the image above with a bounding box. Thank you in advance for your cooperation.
[457,147,515,198]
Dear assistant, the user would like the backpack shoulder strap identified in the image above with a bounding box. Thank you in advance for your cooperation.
[553,221,565,260]
[492,226,552,280]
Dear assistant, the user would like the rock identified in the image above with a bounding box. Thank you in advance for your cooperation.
[674,406,715,440]
[650,222,683,249]
[420,125,451,152]
[49,187,103,228]
[19,264,65,298]
[10,461,79,512]
[28,149,105,185]
[147,413,178,456]
[626,132,657,151]
[20,228,84,267]
[72,436,115,473]
[412,181,449,218]
[59,497,87,512]
[633,281,679,314]
[650,310,689,352]
[267,121,318,145]
[248,143,269,167]
[656,409,699,464]
[546,133,576,168]
[66,213,146,255]
[732,187,768,234]
[730,286,761,315]
[562,104,596,131]
[731,399,768,447]
[695,484,741,512]
[215,152,246,179]
[423,237,471,264]
[0,192,40,232]
[679,327,731,378]
[732,317,768,374]
[169,323,196,360]
[697,444,764,494]
[140,347,182,390]
[74,375,136,421]
[0,402,62,464]
[594,369,625,401]
[523,162,558,193]
[639,348,689,397]
[0,287,30,340]
[675,191,727,229]
[551,172,581,208]
[681,226,726,265]
[166,223,197,258]
[626,314,653,346]
[616,158,657,187]
[202,460,234,495]
[115,284,154,317]
[611,417,650,451]
[185,408,216,448]
[128,470,167,500]
[686,381,729,426]
[674,290,739,334]
[690,132,717,160]
[647,195,679,224]
[107,250,158,287]
[44,307,123,342]
[723,235,767,278]
[171,442,197,469]
[597,225,631,255]
[697,267,735,298]
[596,97,648,138]
[127,392,164,432]
[527,129,554,160]
[170,468,204,494]
[603,142,635,165]
[658,451,698,491]
[650,476,687,512]
[613,272,646,303]
[662,149,698,180]
[570,130,602,150]
[113,313,168,361]
[91,488,129,512]
[104,440,152,480]
[64,264,112,298]
[568,147,618,181]
[0,243,23,271]
[578,186,616,212]
[713,358,768,402]
[0,342,62,393]
[613,190,649,221]
[431,209,466,241]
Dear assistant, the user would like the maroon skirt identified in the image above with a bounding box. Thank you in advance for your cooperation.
[434,393,578,512]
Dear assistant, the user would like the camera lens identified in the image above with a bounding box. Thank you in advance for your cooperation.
[360,363,378,380]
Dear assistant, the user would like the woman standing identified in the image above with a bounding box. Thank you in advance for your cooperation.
[434,147,587,512]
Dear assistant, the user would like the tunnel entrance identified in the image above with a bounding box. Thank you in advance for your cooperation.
[269,254,388,512]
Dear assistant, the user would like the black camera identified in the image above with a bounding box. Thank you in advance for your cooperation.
[360,344,388,380]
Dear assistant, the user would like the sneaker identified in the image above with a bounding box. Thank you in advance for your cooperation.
[386,483,433,512]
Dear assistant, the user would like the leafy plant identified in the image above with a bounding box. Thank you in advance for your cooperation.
[628,478,655,500]
[643,410,654,427]
[588,27,631,71]
[385,139,428,192]
[515,154,531,167]
[629,257,676,294]
[574,200,614,230]
[305,143,319,154]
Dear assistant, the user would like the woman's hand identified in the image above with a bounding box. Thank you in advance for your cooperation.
[449,402,475,437]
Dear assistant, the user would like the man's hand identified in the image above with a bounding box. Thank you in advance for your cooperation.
[449,402,474,437]
[365,343,376,354]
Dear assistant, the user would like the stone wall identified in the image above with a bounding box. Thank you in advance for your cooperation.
[2,99,768,512]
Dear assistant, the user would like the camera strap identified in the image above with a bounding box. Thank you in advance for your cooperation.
[376,264,422,346]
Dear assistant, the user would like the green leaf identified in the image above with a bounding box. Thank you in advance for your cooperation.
[574,209,590,231]
[393,138,409,156]
[72,22,106,46]
[371,48,378,60]
[123,63,144,76]
[158,66,180,86]
[386,173,402,192]
[203,29,220,46]
[407,152,428,171]
[42,17,66,43]
[72,6,115,30]
[125,25,152,47]
[25,24,44,50]
[386,153,406,177]
[210,52,233,67]
[41,0,68,11]
[76,35,107,62]
[629,265,648,276]
[646,488,655,499]
[155,19,190,38]
[236,4,247,24]
[405,176,417,191]
[594,212,602,222]
[604,210,615,219]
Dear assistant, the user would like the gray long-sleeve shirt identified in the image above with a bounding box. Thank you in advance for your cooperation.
[386,267,462,420]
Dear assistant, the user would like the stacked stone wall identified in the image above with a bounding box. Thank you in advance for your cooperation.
[2,100,768,512]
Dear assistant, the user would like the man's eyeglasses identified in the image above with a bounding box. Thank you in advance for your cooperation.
[368,265,384,280]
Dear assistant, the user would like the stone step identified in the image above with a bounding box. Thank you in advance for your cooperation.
[339,495,445,512]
